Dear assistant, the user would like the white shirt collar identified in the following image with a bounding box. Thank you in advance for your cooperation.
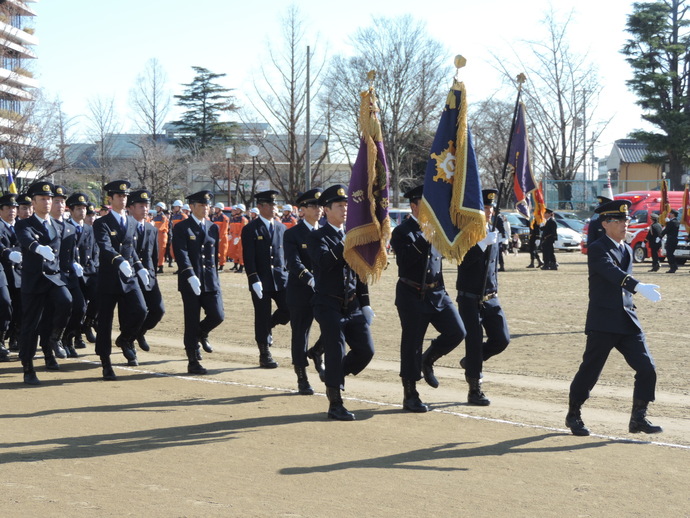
[259,215,274,229]
[191,214,205,228]
[328,222,344,233]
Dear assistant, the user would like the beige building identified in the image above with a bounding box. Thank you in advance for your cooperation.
[605,139,664,192]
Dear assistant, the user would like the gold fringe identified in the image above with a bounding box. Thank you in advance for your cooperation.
[343,87,391,284]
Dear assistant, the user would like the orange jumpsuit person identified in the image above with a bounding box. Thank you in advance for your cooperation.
[211,202,230,271]
[152,202,170,273]
[169,199,188,264]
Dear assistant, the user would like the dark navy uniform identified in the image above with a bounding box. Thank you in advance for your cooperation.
[661,210,680,272]
[129,190,165,351]
[645,215,663,271]
[308,185,374,408]
[456,189,510,405]
[284,188,324,394]
[390,185,466,412]
[567,199,662,436]
[92,181,148,374]
[172,190,224,374]
[0,194,22,356]
[15,182,73,384]
[586,195,611,248]
[241,190,290,367]
[541,210,558,269]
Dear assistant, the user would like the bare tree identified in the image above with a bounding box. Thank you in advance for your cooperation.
[244,5,333,201]
[129,58,171,137]
[493,9,610,208]
[85,95,121,194]
[125,135,187,203]
[469,97,515,207]
[322,15,451,205]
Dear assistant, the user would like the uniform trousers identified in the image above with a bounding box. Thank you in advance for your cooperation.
[65,282,87,337]
[140,284,165,335]
[0,285,11,330]
[250,288,290,345]
[180,288,224,354]
[95,289,147,356]
[19,285,72,361]
[313,303,374,390]
[570,330,656,403]
[397,303,465,380]
[457,296,510,379]
[288,301,322,367]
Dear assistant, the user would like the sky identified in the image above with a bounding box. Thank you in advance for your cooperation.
[31,0,644,160]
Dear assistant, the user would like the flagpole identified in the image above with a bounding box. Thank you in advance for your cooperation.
[478,73,526,305]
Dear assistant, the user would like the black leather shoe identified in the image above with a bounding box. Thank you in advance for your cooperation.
[137,335,150,352]
[121,347,137,362]
[629,417,663,434]
[403,396,429,413]
[298,379,314,395]
[328,404,355,421]
[102,366,117,381]
[187,361,208,375]
[83,324,97,344]
[45,356,60,371]
[0,348,9,362]
[306,346,325,382]
[24,371,41,385]
[52,341,67,359]
[421,358,439,389]
[66,344,79,358]
[526,264,535,268]
[565,413,590,436]
[195,347,203,361]
[74,336,87,349]
[9,336,19,352]
[468,390,491,406]
[199,335,213,353]
[127,358,138,367]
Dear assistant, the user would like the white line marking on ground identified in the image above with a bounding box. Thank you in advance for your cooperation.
[83,360,690,451]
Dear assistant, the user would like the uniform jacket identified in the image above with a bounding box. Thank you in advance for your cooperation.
[389,216,452,311]
[661,217,680,248]
[67,220,99,277]
[15,214,67,293]
[172,216,220,293]
[284,220,316,305]
[307,223,369,312]
[56,216,79,289]
[645,221,663,250]
[92,211,144,294]
[0,220,22,289]
[586,215,604,246]
[241,216,288,293]
[456,237,499,297]
[134,220,159,291]
[585,236,641,333]
[542,217,558,244]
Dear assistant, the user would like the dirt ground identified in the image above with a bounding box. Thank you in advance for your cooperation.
[2,250,689,517]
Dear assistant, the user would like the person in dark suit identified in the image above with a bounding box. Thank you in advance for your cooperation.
[645,212,663,272]
[0,193,22,360]
[308,184,375,421]
[540,208,558,270]
[241,190,290,368]
[92,180,150,379]
[586,195,611,248]
[661,208,680,273]
[63,192,98,351]
[81,202,100,344]
[390,185,466,413]
[284,188,324,395]
[16,192,33,221]
[128,189,165,354]
[172,190,224,375]
[526,221,544,268]
[15,182,73,384]
[566,199,663,436]
[456,189,510,406]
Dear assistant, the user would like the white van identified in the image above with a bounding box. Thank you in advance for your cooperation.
[388,208,411,226]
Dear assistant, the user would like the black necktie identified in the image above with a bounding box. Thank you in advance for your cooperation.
[268,222,274,239]
[199,221,206,239]
[337,229,344,241]
[121,217,127,233]
[138,223,144,240]
[76,225,82,236]
[9,224,15,235]
[43,220,52,239]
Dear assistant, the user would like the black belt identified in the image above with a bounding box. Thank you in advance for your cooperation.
[399,278,440,291]
[458,290,497,302]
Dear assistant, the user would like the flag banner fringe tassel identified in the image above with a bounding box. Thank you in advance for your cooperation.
[343,88,391,284]
[419,82,485,264]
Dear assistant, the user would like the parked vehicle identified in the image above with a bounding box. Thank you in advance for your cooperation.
[662,227,689,265]
[554,220,583,251]
[501,211,531,251]
[388,208,411,225]
[580,190,685,260]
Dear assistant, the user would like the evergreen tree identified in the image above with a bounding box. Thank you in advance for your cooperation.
[174,66,237,150]
[622,0,690,188]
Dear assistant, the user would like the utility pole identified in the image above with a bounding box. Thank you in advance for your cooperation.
[305,45,311,191]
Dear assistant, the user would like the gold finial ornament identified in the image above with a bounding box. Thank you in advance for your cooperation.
[516,73,526,85]
[454,55,467,69]
[366,70,376,89]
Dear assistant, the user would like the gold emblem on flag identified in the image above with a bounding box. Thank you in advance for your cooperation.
[431,142,456,184]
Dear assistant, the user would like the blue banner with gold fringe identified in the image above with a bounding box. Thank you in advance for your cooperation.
[418,81,485,263]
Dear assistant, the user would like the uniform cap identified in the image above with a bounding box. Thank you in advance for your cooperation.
[482,189,498,207]
[27,181,56,198]
[53,185,68,198]
[66,192,90,208]
[254,190,279,203]
[295,188,323,207]
[104,180,131,195]
[403,185,423,201]
[17,193,32,205]
[595,199,631,218]
[128,189,152,206]
[319,184,348,206]
[0,193,18,207]
[186,190,213,205]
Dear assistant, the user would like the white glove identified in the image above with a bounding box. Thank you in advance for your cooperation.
[362,305,375,325]
[119,261,133,278]
[656,237,661,244]
[636,283,661,303]
[187,275,201,296]
[307,277,315,289]
[477,231,499,252]
[72,262,84,278]
[535,239,541,247]
[8,250,22,263]
[233,237,239,245]
[137,268,150,287]
[36,245,55,261]
[252,281,263,299]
